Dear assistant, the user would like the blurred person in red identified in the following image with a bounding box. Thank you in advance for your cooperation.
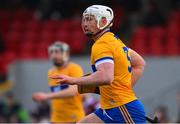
[154,105,169,123]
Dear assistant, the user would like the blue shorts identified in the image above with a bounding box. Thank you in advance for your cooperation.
[94,100,146,123]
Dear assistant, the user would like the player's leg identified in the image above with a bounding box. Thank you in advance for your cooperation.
[122,99,146,123]
[77,113,103,123]
[78,107,131,123]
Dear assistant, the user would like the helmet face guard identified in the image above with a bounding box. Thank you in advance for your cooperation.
[81,14,95,37]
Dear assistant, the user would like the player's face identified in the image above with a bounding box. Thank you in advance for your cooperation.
[49,49,64,67]
[82,15,100,36]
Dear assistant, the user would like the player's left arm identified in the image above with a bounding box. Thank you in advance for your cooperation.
[51,62,114,86]
[76,62,114,85]
[51,42,114,86]
[130,49,146,86]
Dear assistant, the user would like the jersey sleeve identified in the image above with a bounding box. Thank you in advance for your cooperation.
[69,64,83,77]
[47,69,57,87]
[92,41,114,68]
[47,70,52,86]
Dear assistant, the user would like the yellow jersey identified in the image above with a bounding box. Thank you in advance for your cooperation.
[48,62,85,123]
[91,31,137,109]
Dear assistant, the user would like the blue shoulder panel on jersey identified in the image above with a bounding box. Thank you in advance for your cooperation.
[50,84,69,92]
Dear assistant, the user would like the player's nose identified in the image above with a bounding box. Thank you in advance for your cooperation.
[83,19,89,26]
[82,24,88,31]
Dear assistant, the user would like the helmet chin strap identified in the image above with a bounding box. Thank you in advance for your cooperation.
[85,32,94,38]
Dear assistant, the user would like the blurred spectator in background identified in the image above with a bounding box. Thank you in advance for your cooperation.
[22,0,39,9]
[0,73,7,84]
[83,94,100,115]
[0,35,5,54]
[154,105,169,123]
[0,34,6,86]
[30,110,41,123]
[36,102,50,122]
[122,0,142,13]
[30,101,50,123]
[35,0,79,20]
[35,0,53,20]
[118,0,142,41]
[0,100,7,122]
[142,0,165,27]
[3,92,29,123]
[170,0,180,10]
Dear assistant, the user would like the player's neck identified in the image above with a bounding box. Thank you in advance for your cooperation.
[92,28,110,41]
[56,62,69,70]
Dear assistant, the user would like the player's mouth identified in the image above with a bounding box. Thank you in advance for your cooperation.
[83,27,89,32]
[83,25,90,32]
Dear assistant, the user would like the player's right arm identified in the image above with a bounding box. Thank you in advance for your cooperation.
[32,85,78,102]
[33,65,83,102]
[130,49,146,86]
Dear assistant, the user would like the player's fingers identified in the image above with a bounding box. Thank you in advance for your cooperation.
[50,75,64,79]
[56,79,61,84]
[32,93,43,100]
[56,79,66,84]
[32,94,37,99]
[33,95,44,102]
[32,95,38,102]
[50,75,60,79]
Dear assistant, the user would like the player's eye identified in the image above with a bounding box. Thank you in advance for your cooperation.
[49,50,57,54]
[88,18,92,21]
[87,16,93,21]
[54,50,61,54]
[55,50,59,53]
[84,16,91,22]
[84,17,88,22]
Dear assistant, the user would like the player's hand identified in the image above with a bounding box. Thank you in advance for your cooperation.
[32,92,50,102]
[50,74,76,85]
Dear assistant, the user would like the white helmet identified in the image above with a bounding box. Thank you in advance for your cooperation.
[48,41,70,64]
[83,5,114,30]
[48,41,69,54]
